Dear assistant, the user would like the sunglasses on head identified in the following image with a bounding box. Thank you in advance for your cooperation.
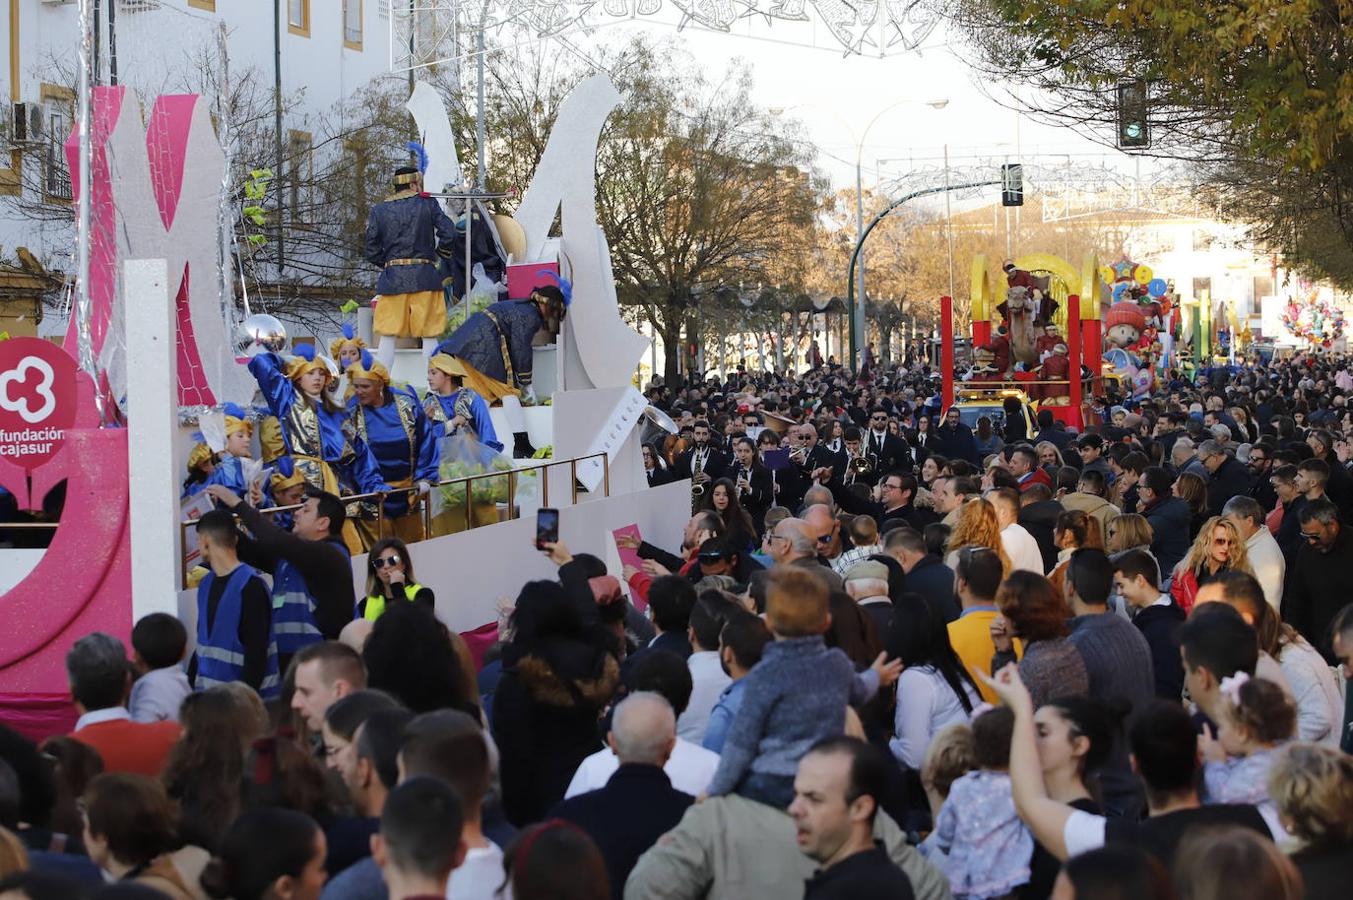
[374,554,401,568]
[699,552,728,562]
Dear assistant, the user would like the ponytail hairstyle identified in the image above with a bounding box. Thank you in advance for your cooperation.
[1219,675,1296,745]
[200,808,320,900]
[1043,695,1130,797]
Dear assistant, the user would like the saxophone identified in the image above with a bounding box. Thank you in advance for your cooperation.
[692,450,706,498]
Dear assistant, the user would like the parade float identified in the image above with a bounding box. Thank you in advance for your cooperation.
[940,252,1103,431]
[939,252,1185,433]
[0,75,689,735]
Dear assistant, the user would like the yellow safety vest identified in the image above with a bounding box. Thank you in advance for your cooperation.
[362,582,425,622]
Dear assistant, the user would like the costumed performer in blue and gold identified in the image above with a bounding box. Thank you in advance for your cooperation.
[264,457,307,532]
[433,279,569,458]
[365,152,459,371]
[424,353,502,453]
[329,323,367,405]
[202,403,263,498]
[182,442,216,498]
[247,342,389,554]
[345,352,440,544]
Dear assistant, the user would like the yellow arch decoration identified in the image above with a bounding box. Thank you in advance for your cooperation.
[1080,253,1102,322]
[971,255,996,322]
[971,252,1102,326]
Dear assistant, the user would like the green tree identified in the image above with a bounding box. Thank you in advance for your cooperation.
[950,0,1353,287]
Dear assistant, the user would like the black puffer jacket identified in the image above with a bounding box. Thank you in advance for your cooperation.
[492,636,620,826]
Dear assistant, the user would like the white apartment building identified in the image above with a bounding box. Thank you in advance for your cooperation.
[0,0,404,338]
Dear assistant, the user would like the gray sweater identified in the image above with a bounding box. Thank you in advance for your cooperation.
[705,636,879,795]
[995,638,1089,708]
[1069,611,1157,816]
[1069,612,1156,711]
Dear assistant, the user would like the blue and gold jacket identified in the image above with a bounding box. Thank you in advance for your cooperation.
[364,189,458,296]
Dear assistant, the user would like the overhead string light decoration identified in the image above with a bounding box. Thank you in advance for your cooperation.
[390,0,944,67]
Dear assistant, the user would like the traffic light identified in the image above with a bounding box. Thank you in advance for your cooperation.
[1117,79,1151,149]
[1001,163,1023,207]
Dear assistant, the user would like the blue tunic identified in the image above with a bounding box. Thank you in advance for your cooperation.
[346,385,440,517]
[435,298,544,387]
[424,388,503,453]
[247,352,387,497]
[200,455,275,505]
[364,191,458,295]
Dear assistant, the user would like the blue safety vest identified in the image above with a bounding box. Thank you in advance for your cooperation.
[195,563,280,699]
[271,539,352,655]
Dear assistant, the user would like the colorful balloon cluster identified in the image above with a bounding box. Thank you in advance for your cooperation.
[1282,295,1345,348]
[1101,260,1169,303]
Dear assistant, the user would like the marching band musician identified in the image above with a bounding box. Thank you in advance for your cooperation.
[756,429,791,507]
[840,426,877,488]
[801,423,847,481]
[823,420,845,455]
[865,407,913,474]
[643,443,674,488]
[730,437,773,530]
[345,354,440,545]
[672,419,729,489]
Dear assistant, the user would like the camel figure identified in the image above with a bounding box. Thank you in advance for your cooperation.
[1004,287,1040,367]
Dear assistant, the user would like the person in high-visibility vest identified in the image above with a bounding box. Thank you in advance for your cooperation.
[357,538,435,621]
[188,508,279,698]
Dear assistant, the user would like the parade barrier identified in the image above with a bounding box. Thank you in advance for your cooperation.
[175,451,613,586]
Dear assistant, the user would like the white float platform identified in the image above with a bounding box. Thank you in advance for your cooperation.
[174,477,690,638]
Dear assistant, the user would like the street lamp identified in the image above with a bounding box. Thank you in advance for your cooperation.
[853,98,949,370]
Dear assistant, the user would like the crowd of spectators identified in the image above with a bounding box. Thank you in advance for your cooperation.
[2,352,1353,899]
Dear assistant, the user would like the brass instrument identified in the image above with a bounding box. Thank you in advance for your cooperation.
[850,454,876,476]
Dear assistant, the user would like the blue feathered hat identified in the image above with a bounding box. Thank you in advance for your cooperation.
[534,269,573,307]
[330,322,367,364]
[394,142,428,187]
[285,342,331,382]
[221,402,252,436]
[407,141,429,174]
